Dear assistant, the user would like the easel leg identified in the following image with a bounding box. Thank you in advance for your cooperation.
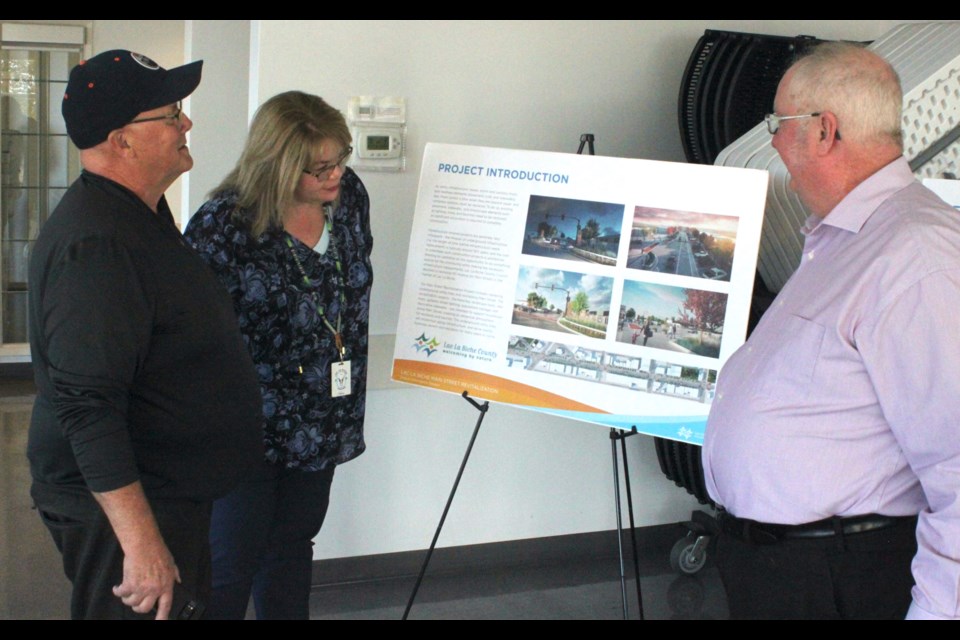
[610,427,645,620]
[620,429,644,619]
[402,391,489,620]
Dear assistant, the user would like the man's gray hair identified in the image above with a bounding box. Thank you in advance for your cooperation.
[786,42,903,150]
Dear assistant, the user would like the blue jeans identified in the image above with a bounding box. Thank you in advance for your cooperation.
[206,461,336,619]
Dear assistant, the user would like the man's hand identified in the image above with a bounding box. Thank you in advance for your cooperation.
[94,481,180,619]
[112,534,181,619]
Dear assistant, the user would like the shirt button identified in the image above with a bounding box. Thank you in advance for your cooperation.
[807,251,815,260]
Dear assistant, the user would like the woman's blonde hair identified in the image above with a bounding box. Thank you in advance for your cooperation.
[214,91,351,237]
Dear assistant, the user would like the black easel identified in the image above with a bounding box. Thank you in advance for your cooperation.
[402,391,489,620]
[403,134,644,619]
[577,133,595,156]
[609,427,645,620]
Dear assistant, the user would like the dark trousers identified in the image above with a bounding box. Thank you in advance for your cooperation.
[716,515,918,619]
[36,489,212,620]
[206,461,336,620]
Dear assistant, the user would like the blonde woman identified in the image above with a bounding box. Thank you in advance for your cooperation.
[184,91,372,619]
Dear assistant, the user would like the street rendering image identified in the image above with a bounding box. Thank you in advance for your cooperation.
[627,206,738,282]
[522,194,626,267]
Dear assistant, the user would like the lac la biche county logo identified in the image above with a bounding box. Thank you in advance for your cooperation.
[412,333,441,357]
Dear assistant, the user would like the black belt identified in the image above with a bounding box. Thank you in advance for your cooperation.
[717,509,916,545]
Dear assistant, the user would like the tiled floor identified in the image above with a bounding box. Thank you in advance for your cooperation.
[0,377,726,620]
[1,388,74,619]
[307,557,728,620]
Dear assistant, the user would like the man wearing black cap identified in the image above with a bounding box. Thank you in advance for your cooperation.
[27,50,263,619]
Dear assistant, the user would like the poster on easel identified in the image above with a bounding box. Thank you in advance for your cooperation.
[392,143,768,444]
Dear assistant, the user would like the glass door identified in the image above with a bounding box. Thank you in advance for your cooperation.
[1,31,82,360]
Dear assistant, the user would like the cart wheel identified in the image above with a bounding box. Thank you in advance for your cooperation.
[669,535,707,575]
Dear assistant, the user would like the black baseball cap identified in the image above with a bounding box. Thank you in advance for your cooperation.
[62,50,203,149]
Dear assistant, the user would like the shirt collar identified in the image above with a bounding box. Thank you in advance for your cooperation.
[81,169,176,228]
[805,156,915,236]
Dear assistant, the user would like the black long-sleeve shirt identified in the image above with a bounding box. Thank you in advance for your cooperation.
[28,171,263,503]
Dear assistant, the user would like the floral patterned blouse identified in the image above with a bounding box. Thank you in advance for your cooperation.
[183,168,372,471]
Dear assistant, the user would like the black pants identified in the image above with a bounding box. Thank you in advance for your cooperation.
[35,488,212,620]
[716,515,918,619]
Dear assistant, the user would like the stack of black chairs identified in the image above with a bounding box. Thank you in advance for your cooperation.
[679,30,823,166]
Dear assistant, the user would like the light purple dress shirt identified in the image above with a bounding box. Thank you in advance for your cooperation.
[702,157,960,619]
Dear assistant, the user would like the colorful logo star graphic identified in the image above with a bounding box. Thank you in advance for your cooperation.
[412,333,441,357]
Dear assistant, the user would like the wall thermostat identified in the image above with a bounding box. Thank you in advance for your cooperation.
[347,96,406,172]
[357,128,402,160]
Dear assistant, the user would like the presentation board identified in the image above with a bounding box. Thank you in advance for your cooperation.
[392,143,768,444]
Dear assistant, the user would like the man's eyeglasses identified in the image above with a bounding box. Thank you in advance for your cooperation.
[764,112,820,135]
[303,146,353,181]
[129,101,183,126]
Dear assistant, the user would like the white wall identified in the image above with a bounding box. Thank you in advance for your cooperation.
[318,386,696,557]
[253,20,913,338]
[242,19,914,560]
[185,21,251,213]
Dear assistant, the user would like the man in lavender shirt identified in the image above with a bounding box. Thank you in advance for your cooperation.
[702,42,960,619]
